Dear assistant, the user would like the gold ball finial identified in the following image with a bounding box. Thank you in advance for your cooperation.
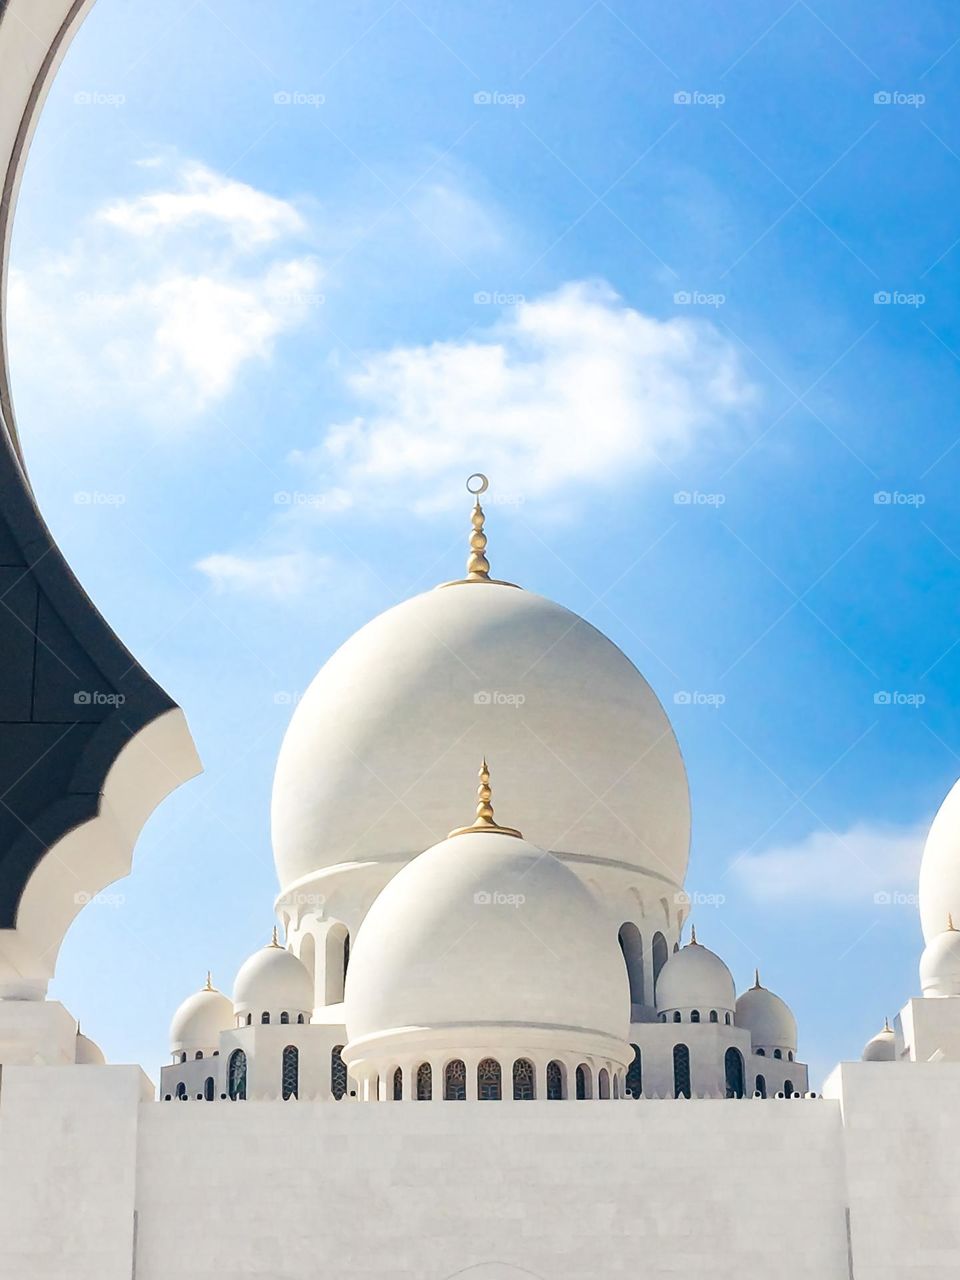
[270,925,281,948]
[883,1015,892,1033]
[689,923,699,946]
[204,970,214,991]
[466,474,491,581]
[949,913,957,932]
[448,757,523,839]
[437,474,520,589]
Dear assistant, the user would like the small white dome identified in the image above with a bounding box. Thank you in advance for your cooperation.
[344,827,629,1051]
[656,933,735,1015]
[919,920,960,998]
[75,1029,105,1065]
[233,936,313,1018]
[170,979,233,1053]
[861,1022,895,1062]
[735,974,797,1052]
[919,777,960,942]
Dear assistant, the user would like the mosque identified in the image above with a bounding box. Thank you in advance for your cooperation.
[1,476,959,1278]
[3,4,960,1274]
[161,477,810,1110]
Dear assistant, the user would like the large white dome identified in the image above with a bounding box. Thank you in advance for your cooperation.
[919,778,960,943]
[344,828,630,1052]
[233,940,313,1019]
[271,581,689,895]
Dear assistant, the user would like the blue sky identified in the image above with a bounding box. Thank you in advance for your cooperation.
[8,0,960,1084]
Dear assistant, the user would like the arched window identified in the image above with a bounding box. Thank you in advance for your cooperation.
[613,1074,619,1099]
[626,1044,642,1099]
[204,1076,214,1101]
[724,1012,731,1025]
[179,1052,186,1063]
[652,932,669,999]
[773,1048,782,1059]
[659,1013,666,1023]
[228,1049,247,1101]
[724,1047,745,1099]
[784,1079,795,1097]
[175,1082,187,1100]
[416,1062,432,1101]
[755,1075,767,1099]
[757,1047,766,1056]
[281,1045,299,1100]
[477,1058,501,1100]
[618,923,645,1007]
[246,1014,252,1026]
[261,1012,270,1024]
[444,1059,466,1101]
[547,1060,564,1100]
[331,1046,347,1100]
[575,1064,592,1100]
[673,1044,691,1099]
[393,1067,402,1101]
[297,1014,304,1024]
[324,925,350,1005]
[280,1011,289,1025]
[690,1009,700,1023]
[512,1058,535,1100]
[194,1050,203,1059]
[598,1068,611,1099]
[709,1010,718,1023]
[163,1094,171,1101]
[788,1050,794,1061]
[673,1011,681,1023]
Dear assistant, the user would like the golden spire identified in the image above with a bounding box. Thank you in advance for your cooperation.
[204,970,214,991]
[949,913,957,932]
[753,968,761,989]
[438,474,520,589]
[689,924,699,946]
[466,474,491,581]
[883,1016,892,1033]
[448,757,523,839]
[270,925,281,948]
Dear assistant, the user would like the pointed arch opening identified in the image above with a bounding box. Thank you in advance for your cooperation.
[546,1060,564,1100]
[512,1058,535,1100]
[445,1059,466,1101]
[227,1049,247,1101]
[618,922,645,1007]
[673,1044,691,1099]
[282,1045,299,1100]
[724,1047,745,1099]
[478,1058,501,1100]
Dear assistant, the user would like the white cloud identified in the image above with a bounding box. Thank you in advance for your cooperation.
[8,159,319,422]
[194,550,329,600]
[100,161,304,249]
[304,281,756,507]
[730,821,925,906]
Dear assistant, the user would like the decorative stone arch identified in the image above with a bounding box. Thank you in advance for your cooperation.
[0,0,201,1003]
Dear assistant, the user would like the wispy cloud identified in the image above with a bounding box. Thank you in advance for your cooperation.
[8,159,321,421]
[194,550,330,600]
[730,821,925,907]
[300,280,757,508]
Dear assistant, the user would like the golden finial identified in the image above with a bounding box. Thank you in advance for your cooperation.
[448,757,523,838]
[883,1016,892,1033]
[438,475,520,589]
[689,923,699,946]
[466,474,491,581]
[949,913,957,932]
[269,926,281,948]
[204,970,213,991]
[753,968,761,989]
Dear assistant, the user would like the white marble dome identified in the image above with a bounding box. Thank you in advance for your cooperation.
[918,777,960,942]
[271,581,689,895]
[861,1023,895,1062]
[343,827,630,1053]
[919,921,960,998]
[75,1029,105,1065]
[656,936,735,1015]
[233,939,313,1018]
[170,980,233,1054]
[735,976,797,1052]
